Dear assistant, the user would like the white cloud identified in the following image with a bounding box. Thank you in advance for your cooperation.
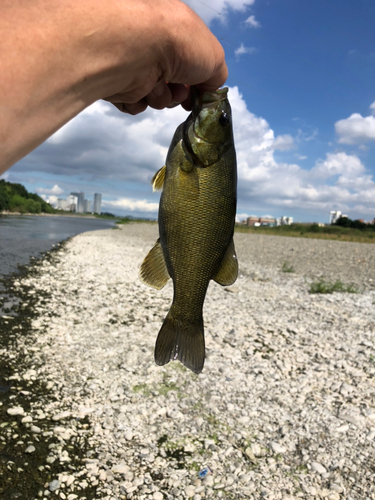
[104,198,159,213]
[311,152,366,179]
[245,15,260,28]
[40,194,59,206]
[235,43,257,60]
[273,134,295,151]
[35,184,64,195]
[335,102,375,144]
[183,0,255,24]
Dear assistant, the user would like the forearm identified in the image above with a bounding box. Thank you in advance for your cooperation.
[0,0,227,175]
[0,0,159,172]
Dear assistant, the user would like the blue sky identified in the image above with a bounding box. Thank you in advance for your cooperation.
[3,0,375,222]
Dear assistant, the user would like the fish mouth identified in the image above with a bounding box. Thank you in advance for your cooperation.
[191,87,228,116]
[182,87,229,167]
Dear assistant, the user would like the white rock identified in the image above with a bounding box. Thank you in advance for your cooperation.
[52,411,70,421]
[311,462,327,474]
[270,442,286,454]
[25,445,36,453]
[7,407,24,416]
[153,492,164,500]
[112,463,129,474]
[185,485,195,498]
[49,479,60,491]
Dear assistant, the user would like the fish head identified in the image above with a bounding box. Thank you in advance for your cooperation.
[184,87,234,167]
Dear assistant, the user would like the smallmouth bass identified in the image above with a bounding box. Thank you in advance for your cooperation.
[140,87,237,374]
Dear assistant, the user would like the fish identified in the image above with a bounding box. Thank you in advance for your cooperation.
[140,87,237,374]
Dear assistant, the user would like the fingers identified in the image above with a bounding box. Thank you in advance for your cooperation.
[110,100,148,115]
[106,82,191,115]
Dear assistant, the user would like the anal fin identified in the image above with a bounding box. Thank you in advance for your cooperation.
[140,238,170,289]
[213,238,238,286]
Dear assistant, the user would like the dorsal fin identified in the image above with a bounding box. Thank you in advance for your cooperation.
[213,239,238,286]
[152,166,166,191]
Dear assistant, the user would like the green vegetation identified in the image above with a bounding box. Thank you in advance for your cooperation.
[235,222,375,244]
[309,279,359,294]
[334,215,374,230]
[281,261,295,273]
[0,179,55,214]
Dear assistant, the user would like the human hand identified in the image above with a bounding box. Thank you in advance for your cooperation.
[101,1,228,115]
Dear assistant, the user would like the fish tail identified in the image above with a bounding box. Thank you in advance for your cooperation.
[154,307,205,374]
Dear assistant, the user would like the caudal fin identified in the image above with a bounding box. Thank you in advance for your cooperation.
[154,309,205,374]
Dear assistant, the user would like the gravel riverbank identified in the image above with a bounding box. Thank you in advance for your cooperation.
[1,223,374,500]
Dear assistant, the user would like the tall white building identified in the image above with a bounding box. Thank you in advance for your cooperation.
[84,200,92,213]
[93,193,102,214]
[330,211,342,224]
[71,192,85,213]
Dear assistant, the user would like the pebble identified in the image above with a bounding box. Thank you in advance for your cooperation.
[311,462,327,475]
[7,407,24,416]
[49,480,60,492]
[153,492,164,500]
[270,442,286,454]
[185,486,195,498]
[25,445,36,454]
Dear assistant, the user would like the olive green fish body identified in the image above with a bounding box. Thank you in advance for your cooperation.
[140,88,237,373]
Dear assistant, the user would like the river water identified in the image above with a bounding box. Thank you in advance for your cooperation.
[0,215,115,279]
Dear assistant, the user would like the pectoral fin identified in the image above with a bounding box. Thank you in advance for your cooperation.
[152,166,166,191]
[140,239,170,289]
[213,239,238,286]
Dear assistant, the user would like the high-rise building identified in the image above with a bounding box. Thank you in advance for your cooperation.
[71,192,85,213]
[84,200,92,213]
[93,193,102,214]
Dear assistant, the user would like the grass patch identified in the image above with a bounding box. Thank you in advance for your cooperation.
[281,261,295,273]
[309,279,359,294]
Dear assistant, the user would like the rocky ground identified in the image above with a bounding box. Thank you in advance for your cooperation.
[0,223,374,500]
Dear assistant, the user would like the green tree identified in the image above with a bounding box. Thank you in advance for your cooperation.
[0,188,10,210]
[9,194,27,213]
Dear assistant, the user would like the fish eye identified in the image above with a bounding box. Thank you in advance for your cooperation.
[219,111,230,127]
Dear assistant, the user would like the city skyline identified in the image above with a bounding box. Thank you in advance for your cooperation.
[56,191,102,215]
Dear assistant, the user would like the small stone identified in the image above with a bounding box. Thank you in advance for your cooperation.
[124,431,133,441]
[49,480,60,492]
[327,493,340,500]
[270,442,286,454]
[112,463,129,474]
[52,411,70,421]
[245,447,257,462]
[330,483,343,493]
[185,485,195,498]
[336,424,349,433]
[203,476,214,486]
[21,416,33,423]
[366,429,375,440]
[31,425,42,433]
[153,492,164,500]
[7,407,24,416]
[25,445,36,454]
[311,462,327,475]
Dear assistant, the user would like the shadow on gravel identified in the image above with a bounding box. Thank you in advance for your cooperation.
[0,243,102,499]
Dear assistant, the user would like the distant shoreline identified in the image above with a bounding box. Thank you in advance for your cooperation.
[0,210,98,219]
